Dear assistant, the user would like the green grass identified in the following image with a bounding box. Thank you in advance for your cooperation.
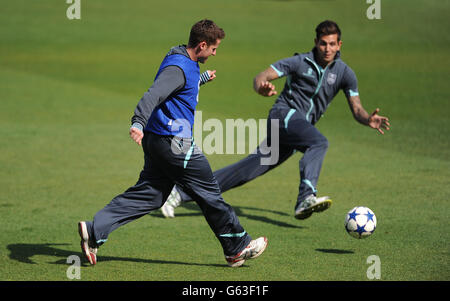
[0,0,449,281]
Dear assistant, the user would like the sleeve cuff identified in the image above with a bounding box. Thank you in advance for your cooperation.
[348,89,359,97]
[131,122,143,132]
[270,64,284,77]
[199,71,211,85]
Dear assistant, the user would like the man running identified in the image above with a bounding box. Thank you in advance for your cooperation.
[161,20,390,220]
[78,19,267,267]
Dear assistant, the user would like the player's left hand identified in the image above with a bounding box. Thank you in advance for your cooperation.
[207,70,216,81]
[368,108,390,134]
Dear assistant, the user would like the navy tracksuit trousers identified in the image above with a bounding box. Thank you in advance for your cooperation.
[86,132,251,256]
[177,105,329,209]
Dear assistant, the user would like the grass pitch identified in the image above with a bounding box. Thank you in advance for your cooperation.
[0,0,449,281]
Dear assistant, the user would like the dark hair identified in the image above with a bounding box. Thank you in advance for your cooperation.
[315,20,341,41]
[188,19,225,47]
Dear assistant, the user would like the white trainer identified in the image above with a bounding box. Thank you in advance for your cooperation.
[225,237,268,267]
[78,221,98,265]
[295,194,332,220]
[161,187,182,218]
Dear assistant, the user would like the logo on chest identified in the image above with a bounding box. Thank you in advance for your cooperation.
[302,67,315,78]
[326,72,337,85]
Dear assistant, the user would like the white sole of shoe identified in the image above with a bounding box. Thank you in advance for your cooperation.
[161,205,174,218]
[227,237,268,267]
[250,237,268,260]
[295,199,332,220]
[78,221,96,265]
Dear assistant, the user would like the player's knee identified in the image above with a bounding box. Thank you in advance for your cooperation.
[321,137,329,149]
[314,135,328,150]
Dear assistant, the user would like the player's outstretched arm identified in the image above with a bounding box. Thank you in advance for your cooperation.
[347,95,390,134]
[253,67,279,97]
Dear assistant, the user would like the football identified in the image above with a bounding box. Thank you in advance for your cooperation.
[345,206,377,239]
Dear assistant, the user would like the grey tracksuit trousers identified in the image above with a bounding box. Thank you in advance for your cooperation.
[86,132,251,256]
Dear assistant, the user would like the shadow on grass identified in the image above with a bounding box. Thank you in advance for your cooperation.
[6,243,231,268]
[151,202,305,229]
[315,248,354,254]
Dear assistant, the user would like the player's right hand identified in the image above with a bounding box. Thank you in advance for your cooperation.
[258,81,277,97]
[129,127,144,145]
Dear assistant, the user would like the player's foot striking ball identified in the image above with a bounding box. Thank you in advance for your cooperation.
[294,194,332,220]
